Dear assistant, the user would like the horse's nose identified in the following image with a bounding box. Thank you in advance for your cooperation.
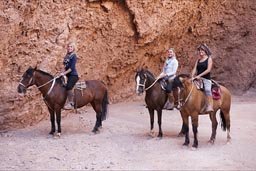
[17,85,26,94]
[17,86,22,93]
[136,91,143,96]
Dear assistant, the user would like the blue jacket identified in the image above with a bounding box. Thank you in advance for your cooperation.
[63,53,78,76]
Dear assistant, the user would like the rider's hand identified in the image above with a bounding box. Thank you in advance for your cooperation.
[60,72,65,77]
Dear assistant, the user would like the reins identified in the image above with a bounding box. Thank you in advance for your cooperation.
[175,80,194,110]
[145,78,159,91]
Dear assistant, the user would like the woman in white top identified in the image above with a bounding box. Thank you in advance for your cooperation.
[157,48,179,110]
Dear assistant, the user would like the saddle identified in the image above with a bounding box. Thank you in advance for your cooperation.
[159,79,172,93]
[193,79,221,100]
[75,81,87,90]
[159,79,167,91]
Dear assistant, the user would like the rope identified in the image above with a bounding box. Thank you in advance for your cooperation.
[145,78,160,91]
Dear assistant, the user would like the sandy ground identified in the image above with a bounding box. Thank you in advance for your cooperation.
[1,93,256,170]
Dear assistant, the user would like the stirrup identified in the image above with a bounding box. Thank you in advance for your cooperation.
[63,103,73,110]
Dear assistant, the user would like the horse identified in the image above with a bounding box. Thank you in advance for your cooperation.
[135,68,169,137]
[171,74,231,148]
[17,66,108,136]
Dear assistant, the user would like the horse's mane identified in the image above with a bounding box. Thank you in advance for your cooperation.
[36,69,54,79]
[173,74,190,88]
[35,69,64,85]
[144,69,156,80]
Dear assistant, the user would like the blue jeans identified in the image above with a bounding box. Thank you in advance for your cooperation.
[203,78,212,96]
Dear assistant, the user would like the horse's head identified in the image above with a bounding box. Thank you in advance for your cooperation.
[135,69,147,95]
[17,66,36,94]
[135,68,157,95]
[171,74,190,109]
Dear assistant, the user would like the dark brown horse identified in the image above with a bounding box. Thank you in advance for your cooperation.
[135,68,168,137]
[17,66,108,136]
[171,74,231,148]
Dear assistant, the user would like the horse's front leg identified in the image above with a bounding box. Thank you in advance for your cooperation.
[48,108,55,135]
[178,122,186,137]
[156,109,163,138]
[148,108,155,137]
[56,108,62,136]
[182,114,190,146]
[191,115,199,148]
[209,112,218,144]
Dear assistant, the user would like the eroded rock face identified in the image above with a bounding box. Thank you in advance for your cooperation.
[1,0,255,129]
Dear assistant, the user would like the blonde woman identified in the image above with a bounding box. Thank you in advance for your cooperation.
[157,48,179,110]
[61,42,79,110]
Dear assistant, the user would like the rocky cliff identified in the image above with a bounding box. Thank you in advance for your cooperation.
[1,0,255,129]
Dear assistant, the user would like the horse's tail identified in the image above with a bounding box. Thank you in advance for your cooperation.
[219,110,227,131]
[101,90,109,121]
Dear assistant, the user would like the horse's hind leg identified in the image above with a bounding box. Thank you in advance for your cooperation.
[48,108,55,135]
[209,113,218,144]
[92,112,102,133]
[91,102,103,133]
[223,111,231,142]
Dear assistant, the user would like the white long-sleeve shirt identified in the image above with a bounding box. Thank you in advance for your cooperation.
[160,57,178,80]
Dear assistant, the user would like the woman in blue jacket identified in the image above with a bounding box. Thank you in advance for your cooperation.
[61,42,79,110]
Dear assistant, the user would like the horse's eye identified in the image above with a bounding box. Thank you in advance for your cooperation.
[25,73,32,78]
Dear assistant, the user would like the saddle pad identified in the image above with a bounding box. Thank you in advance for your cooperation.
[75,81,87,89]
[212,87,221,100]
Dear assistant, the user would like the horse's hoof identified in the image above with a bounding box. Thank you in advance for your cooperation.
[177,132,185,137]
[49,131,55,135]
[53,133,61,139]
[183,143,189,147]
[92,128,99,134]
[208,139,215,145]
[226,139,232,145]
[191,147,198,151]
[182,144,189,149]
[148,131,155,138]
[192,144,198,149]
[157,133,163,138]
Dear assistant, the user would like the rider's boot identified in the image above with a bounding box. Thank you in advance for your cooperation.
[206,96,214,112]
[63,90,74,110]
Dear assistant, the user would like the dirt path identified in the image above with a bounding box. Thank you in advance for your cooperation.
[1,95,256,170]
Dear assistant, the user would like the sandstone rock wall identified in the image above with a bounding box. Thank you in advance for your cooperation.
[0,0,255,129]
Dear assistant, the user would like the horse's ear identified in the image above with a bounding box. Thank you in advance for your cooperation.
[180,76,188,83]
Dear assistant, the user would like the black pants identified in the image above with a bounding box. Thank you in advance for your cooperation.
[163,77,172,93]
[66,75,79,91]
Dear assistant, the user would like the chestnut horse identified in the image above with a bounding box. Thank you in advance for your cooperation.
[135,68,168,137]
[171,74,231,148]
[17,66,108,136]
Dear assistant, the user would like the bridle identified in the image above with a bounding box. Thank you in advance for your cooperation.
[19,71,57,99]
[137,74,159,92]
[174,80,194,110]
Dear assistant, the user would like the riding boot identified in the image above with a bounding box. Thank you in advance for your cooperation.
[163,78,173,110]
[206,96,213,112]
[63,90,74,110]
[164,92,174,110]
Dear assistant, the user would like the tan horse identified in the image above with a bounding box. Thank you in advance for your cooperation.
[171,74,231,148]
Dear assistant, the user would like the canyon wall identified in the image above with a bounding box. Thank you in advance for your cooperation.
[0,0,255,129]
